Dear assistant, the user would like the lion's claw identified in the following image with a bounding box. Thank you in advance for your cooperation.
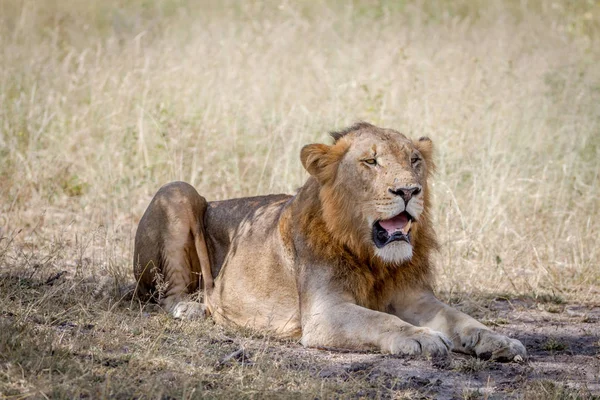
[386,328,453,357]
[472,329,527,362]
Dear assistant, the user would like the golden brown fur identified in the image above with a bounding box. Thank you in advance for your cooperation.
[133,122,527,361]
[296,130,437,311]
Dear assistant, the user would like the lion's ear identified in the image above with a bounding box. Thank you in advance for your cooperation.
[415,137,435,175]
[301,143,330,177]
[300,143,344,184]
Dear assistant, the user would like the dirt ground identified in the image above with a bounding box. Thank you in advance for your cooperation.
[1,267,598,399]
[305,298,600,399]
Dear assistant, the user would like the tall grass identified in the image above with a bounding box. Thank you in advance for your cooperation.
[1,0,599,301]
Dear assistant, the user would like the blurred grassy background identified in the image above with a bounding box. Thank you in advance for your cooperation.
[1,0,599,300]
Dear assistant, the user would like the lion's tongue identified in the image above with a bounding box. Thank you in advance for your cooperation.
[379,213,409,235]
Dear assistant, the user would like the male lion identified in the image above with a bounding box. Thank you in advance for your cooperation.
[133,122,526,361]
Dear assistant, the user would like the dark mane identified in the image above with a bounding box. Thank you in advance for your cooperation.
[329,121,375,143]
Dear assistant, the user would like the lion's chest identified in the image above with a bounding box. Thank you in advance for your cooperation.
[336,265,399,312]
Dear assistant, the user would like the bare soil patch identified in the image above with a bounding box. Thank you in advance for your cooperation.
[307,298,600,399]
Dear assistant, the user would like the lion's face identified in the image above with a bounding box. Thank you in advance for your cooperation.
[301,123,434,265]
[338,131,432,263]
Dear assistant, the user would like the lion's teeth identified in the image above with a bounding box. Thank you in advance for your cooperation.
[401,220,412,234]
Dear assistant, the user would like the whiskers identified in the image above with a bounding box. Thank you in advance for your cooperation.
[406,197,424,219]
[367,198,405,219]
[366,193,425,221]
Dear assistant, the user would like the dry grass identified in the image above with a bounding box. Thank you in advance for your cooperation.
[1,0,599,398]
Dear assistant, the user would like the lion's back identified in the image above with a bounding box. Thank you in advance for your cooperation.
[204,194,292,273]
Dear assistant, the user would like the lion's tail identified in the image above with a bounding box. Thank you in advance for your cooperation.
[193,220,214,298]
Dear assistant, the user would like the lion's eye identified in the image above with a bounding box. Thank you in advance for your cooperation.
[363,158,377,166]
[411,156,420,165]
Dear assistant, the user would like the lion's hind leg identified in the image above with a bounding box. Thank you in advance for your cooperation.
[133,181,213,320]
[159,236,206,320]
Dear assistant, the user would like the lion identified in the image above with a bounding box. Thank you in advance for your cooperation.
[133,122,526,361]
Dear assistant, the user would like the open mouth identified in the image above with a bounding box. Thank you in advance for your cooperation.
[373,211,414,248]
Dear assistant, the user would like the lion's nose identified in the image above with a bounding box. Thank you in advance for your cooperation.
[389,186,421,203]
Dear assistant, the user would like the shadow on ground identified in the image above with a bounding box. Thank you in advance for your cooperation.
[1,271,599,399]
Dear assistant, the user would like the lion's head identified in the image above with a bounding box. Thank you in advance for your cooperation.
[300,122,435,266]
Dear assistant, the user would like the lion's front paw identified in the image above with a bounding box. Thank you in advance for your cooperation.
[172,301,207,320]
[384,328,452,357]
[468,329,527,362]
